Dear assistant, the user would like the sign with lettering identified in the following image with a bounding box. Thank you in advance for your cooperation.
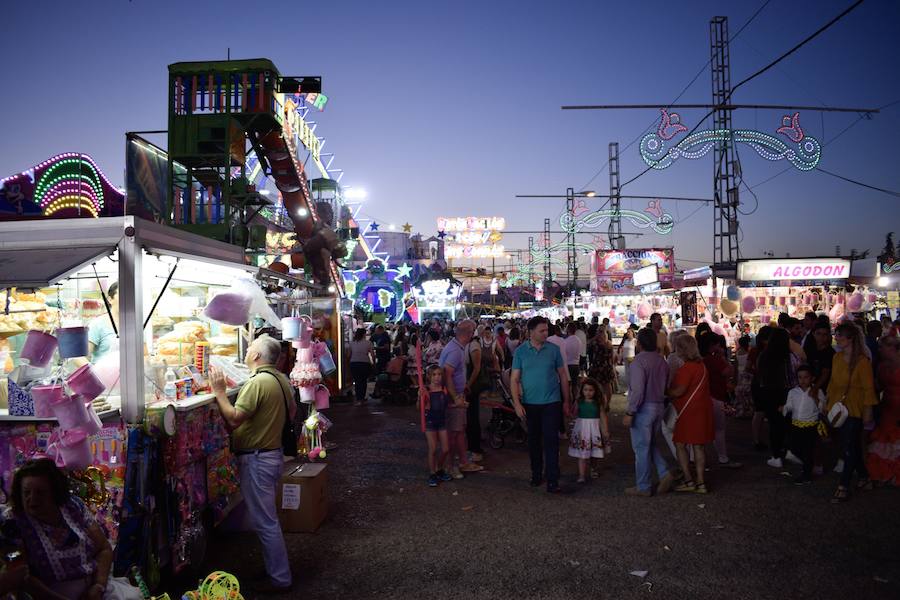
[737,258,851,282]
[632,264,659,287]
[594,248,675,293]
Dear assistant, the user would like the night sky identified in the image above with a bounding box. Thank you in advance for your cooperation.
[2,0,898,272]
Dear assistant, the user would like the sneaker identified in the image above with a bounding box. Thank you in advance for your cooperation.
[450,467,464,480]
[693,483,709,494]
[468,452,484,463]
[436,470,453,482]
[624,486,652,497]
[833,459,844,473]
[785,451,803,465]
[766,457,784,468]
[427,474,439,487]
[459,463,484,473]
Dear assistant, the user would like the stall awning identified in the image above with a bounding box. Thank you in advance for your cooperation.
[0,245,116,288]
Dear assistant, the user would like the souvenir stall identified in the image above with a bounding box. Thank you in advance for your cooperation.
[0,216,334,582]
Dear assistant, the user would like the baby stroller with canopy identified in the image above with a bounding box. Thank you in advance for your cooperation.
[484,368,527,449]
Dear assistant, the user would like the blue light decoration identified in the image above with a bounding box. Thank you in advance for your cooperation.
[640,109,821,171]
[341,258,411,321]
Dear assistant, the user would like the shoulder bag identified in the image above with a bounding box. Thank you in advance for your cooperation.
[664,365,707,431]
[828,356,857,429]
[264,371,299,457]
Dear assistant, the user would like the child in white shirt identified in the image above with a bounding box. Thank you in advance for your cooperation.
[782,365,826,484]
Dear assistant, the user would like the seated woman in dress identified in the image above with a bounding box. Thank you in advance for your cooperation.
[1,458,141,600]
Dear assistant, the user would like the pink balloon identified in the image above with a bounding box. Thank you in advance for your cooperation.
[847,293,863,312]
[741,296,757,313]
[867,293,877,303]
[829,304,844,321]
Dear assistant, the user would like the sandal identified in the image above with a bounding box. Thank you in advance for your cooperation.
[694,483,709,494]
[674,480,696,493]
[831,486,850,503]
[856,478,873,491]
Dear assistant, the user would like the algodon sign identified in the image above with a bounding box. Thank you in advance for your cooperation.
[737,258,851,282]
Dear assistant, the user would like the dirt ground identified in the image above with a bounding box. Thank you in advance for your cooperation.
[200,392,900,600]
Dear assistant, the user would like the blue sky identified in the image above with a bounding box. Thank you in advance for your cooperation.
[2,0,898,272]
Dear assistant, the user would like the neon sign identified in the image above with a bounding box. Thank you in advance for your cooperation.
[437,217,506,232]
[640,110,821,171]
[737,258,851,282]
[445,244,505,259]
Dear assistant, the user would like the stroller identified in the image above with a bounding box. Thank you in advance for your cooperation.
[484,368,527,449]
[373,355,413,405]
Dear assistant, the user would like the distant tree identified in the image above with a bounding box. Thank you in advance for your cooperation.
[881,232,896,261]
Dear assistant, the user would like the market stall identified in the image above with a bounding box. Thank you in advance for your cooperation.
[0,216,328,578]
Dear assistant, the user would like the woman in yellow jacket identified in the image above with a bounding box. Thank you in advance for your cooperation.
[826,322,878,503]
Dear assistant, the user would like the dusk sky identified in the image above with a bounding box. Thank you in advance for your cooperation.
[2,0,898,273]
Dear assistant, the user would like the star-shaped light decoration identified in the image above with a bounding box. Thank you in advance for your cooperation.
[402,222,413,233]
[369,222,379,231]
[437,230,446,239]
[396,263,413,280]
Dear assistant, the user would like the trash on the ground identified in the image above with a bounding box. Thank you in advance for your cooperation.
[630,570,649,578]
[568,560,580,566]
[452,491,459,496]
[697,503,705,509]
[399,488,404,493]
[461,505,474,511]
[642,582,654,592]
[695,532,703,536]
[874,576,889,583]
[663,545,671,551]
[712,525,725,530]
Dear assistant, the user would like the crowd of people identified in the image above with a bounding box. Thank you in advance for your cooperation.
[347,311,900,501]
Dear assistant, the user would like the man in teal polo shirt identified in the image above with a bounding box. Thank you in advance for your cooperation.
[511,316,572,492]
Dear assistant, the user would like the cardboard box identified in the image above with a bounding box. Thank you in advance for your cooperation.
[275,461,328,533]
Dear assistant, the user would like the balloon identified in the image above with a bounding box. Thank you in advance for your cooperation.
[867,293,877,304]
[720,298,738,317]
[741,296,757,314]
[847,293,863,312]
[637,302,652,320]
[726,285,740,301]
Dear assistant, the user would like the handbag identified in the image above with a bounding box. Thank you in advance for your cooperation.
[828,356,857,429]
[264,372,299,457]
[665,366,707,431]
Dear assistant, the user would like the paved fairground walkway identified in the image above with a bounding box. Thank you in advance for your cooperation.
[201,390,899,599]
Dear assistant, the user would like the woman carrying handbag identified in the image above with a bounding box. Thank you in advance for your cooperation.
[666,335,714,494]
[826,322,878,503]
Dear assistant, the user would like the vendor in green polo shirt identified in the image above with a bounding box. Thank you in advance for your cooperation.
[209,335,295,593]
[510,316,571,493]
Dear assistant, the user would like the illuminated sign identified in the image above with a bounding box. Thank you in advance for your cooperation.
[737,258,851,282]
[437,217,506,232]
[683,266,712,281]
[413,278,462,314]
[445,244,505,259]
[632,264,659,287]
[594,248,675,293]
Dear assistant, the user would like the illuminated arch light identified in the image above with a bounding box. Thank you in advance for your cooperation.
[36,173,103,206]
[43,195,99,218]
[40,181,101,212]
[560,208,675,235]
[639,111,821,171]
